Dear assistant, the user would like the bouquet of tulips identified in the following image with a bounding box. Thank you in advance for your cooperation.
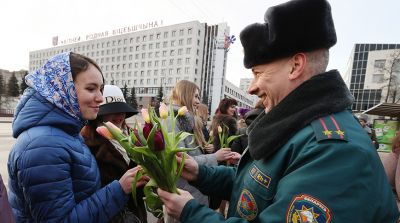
[96,103,192,218]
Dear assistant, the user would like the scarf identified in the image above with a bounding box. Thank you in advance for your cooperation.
[25,52,82,121]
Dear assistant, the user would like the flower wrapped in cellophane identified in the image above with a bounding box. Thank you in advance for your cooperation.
[96,103,193,218]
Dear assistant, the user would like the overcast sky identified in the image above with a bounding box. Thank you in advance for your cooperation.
[1,0,399,86]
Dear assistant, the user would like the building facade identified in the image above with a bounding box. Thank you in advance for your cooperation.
[223,80,256,110]
[344,43,400,113]
[239,78,252,92]
[29,21,237,114]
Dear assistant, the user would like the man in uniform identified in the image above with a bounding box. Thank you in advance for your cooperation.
[158,0,399,222]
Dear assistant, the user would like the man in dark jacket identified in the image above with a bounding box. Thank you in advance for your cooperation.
[157,0,399,222]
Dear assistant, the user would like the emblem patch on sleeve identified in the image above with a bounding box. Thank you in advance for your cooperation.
[237,189,258,221]
[286,194,332,223]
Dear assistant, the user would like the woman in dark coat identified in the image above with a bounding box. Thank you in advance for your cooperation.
[81,85,147,223]
[8,52,145,222]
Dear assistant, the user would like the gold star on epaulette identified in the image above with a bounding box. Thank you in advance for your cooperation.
[323,130,332,136]
[335,129,345,136]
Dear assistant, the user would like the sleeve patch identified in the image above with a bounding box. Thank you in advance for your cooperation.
[286,194,332,223]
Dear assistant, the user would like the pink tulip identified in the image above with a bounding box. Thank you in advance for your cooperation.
[104,121,122,133]
[96,126,113,140]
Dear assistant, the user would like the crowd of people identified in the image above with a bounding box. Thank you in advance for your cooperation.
[1,0,400,222]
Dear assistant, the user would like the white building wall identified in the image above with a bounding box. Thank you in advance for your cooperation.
[29,21,229,109]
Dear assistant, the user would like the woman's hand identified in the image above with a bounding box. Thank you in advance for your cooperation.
[203,144,215,154]
[215,148,235,162]
[119,166,149,194]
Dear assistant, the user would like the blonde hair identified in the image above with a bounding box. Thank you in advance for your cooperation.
[170,80,207,147]
[170,80,199,113]
[196,103,209,123]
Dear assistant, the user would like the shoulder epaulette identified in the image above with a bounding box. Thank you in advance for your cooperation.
[311,114,348,142]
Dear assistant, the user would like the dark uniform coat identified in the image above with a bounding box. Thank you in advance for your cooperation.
[179,71,399,223]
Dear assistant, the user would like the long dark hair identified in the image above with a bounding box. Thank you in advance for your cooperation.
[215,98,238,116]
[69,52,104,82]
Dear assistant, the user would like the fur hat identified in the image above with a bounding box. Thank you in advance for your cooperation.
[240,0,337,68]
[98,85,138,118]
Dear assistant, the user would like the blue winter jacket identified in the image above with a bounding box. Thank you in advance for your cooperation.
[7,89,128,222]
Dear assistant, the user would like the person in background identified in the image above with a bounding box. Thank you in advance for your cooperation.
[167,80,238,207]
[81,85,147,223]
[7,52,147,222]
[231,100,264,155]
[1,174,15,223]
[157,0,399,222]
[358,113,379,149]
[379,133,400,210]
[214,98,238,118]
[196,103,211,144]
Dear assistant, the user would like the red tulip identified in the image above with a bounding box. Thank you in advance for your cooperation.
[143,123,165,151]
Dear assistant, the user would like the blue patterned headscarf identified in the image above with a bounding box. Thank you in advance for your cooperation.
[25,52,82,120]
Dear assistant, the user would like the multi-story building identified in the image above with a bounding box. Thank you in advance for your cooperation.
[239,78,252,92]
[344,43,400,113]
[223,80,256,110]
[29,20,234,114]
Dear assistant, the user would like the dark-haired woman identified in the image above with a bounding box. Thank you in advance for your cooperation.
[8,52,146,222]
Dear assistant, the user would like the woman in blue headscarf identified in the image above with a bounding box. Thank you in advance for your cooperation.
[7,52,147,222]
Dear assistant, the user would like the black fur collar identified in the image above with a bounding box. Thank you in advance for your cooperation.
[247,70,354,160]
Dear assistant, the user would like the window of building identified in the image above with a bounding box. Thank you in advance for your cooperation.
[142,44,146,50]
[163,41,168,48]
[164,32,168,38]
[372,74,384,83]
[179,29,184,36]
[185,58,190,64]
[177,58,182,65]
[143,36,147,41]
[185,67,190,74]
[374,60,386,72]
[155,61,159,66]
[188,28,192,35]
[172,30,176,37]
[187,38,192,45]
[154,78,158,84]
[156,43,160,49]
[171,40,175,46]
[157,33,161,39]
[170,50,175,56]
[186,48,191,54]
[149,34,154,40]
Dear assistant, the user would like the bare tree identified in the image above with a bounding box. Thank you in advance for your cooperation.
[378,50,400,103]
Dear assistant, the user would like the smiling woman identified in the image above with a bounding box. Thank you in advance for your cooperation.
[7,52,146,222]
